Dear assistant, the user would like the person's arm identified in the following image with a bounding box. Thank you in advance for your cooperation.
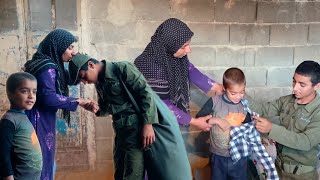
[162,99,192,125]
[0,119,15,178]
[36,69,79,111]
[188,62,224,95]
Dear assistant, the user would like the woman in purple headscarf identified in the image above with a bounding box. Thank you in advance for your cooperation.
[134,18,224,131]
[24,29,96,180]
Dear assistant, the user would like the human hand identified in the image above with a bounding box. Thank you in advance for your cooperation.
[3,175,14,180]
[190,115,213,131]
[142,124,155,149]
[78,98,99,113]
[254,116,272,133]
[211,82,224,96]
[208,118,231,131]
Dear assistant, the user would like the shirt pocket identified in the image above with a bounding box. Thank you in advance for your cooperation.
[110,82,122,96]
[294,116,310,132]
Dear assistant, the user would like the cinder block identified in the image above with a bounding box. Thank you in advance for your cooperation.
[244,48,255,66]
[250,87,292,102]
[90,0,170,21]
[255,47,293,66]
[188,23,229,45]
[0,0,18,32]
[203,68,228,84]
[131,0,170,21]
[214,0,256,23]
[257,2,296,23]
[170,0,214,22]
[242,68,267,87]
[29,0,52,30]
[308,24,320,45]
[294,46,320,65]
[297,2,320,22]
[215,47,245,66]
[134,21,161,46]
[267,68,296,87]
[55,0,77,30]
[89,19,136,44]
[270,24,308,45]
[188,47,216,67]
[230,24,269,45]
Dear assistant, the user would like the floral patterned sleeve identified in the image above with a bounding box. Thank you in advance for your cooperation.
[36,69,79,111]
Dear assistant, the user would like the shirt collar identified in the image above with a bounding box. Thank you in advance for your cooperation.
[294,93,320,112]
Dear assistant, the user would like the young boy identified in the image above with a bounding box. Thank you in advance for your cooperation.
[251,61,320,179]
[68,53,192,180]
[196,68,251,179]
[0,72,42,180]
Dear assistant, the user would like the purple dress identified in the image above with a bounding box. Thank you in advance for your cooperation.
[163,62,214,124]
[26,69,78,180]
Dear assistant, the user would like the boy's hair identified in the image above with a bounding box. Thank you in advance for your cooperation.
[69,53,101,85]
[295,60,320,86]
[79,58,100,71]
[6,72,37,94]
[223,67,246,89]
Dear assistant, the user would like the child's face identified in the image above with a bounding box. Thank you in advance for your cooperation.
[9,80,37,110]
[225,83,245,104]
[78,62,99,84]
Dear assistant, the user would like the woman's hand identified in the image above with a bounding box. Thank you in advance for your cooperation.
[190,115,213,131]
[208,118,231,131]
[210,82,224,96]
[77,98,99,113]
[142,124,155,149]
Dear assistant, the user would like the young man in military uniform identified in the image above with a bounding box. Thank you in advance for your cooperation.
[68,53,192,180]
[250,60,320,179]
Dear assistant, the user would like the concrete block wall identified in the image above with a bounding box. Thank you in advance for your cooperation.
[1,0,320,176]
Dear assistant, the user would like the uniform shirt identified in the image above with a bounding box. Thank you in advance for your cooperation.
[0,110,42,180]
[249,94,320,167]
[95,60,158,126]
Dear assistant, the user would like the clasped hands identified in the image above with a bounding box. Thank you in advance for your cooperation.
[77,98,99,113]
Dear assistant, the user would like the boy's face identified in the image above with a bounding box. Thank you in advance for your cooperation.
[9,80,37,110]
[78,62,99,84]
[225,83,245,104]
[293,73,319,103]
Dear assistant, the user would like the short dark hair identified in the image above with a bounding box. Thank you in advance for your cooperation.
[6,72,37,94]
[79,58,100,71]
[295,60,320,86]
[223,67,246,89]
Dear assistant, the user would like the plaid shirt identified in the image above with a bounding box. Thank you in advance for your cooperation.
[229,98,279,180]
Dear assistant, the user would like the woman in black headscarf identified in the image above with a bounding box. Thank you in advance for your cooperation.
[24,29,95,180]
[134,18,223,131]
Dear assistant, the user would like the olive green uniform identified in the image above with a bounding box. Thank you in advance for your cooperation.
[249,94,320,180]
[96,61,191,180]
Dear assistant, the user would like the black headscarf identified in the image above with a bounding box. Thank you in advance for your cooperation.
[24,29,77,123]
[134,18,194,113]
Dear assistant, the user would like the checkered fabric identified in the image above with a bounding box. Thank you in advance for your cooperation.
[229,121,279,180]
